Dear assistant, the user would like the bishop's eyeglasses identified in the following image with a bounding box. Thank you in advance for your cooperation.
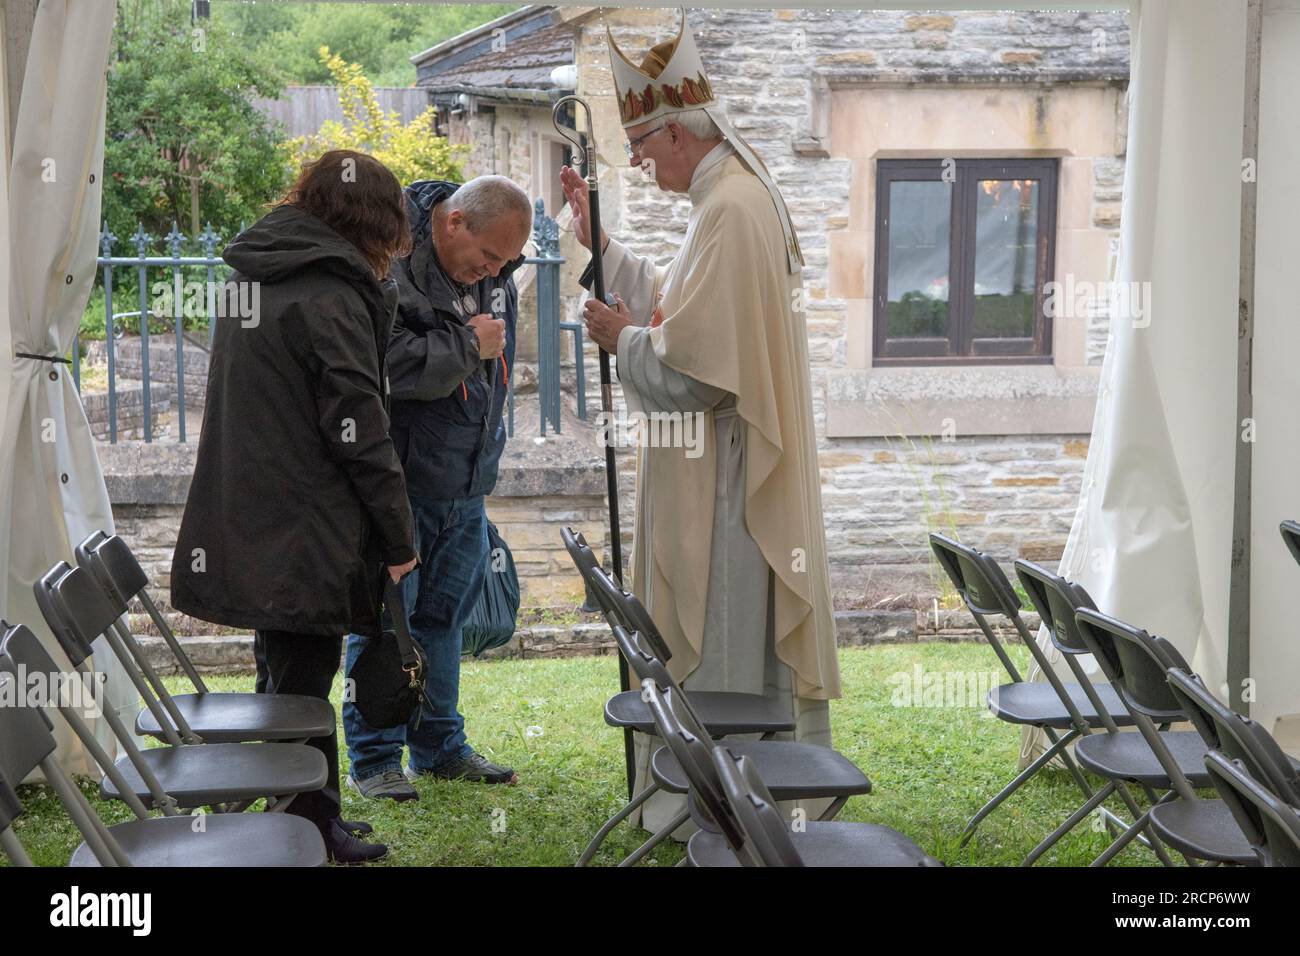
[623,124,667,159]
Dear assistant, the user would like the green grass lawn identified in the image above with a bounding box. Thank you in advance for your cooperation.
[6,643,1165,867]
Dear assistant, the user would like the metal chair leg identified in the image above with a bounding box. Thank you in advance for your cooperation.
[1091,791,1178,867]
[1111,780,1178,866]
[1022,781,1116,866]
[617,806,691,867]
[816,796,849,821]
[960,728,1080,846]
[1054,733,1100,804]
[577,782,659,867]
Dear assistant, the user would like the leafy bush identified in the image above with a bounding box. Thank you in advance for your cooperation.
[286,48,466,186]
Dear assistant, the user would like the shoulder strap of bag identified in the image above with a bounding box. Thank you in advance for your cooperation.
[383,575,421,672]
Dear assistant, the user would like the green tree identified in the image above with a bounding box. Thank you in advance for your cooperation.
[103,0,291,247]
[288,48,466,186]
[213,3,523,87]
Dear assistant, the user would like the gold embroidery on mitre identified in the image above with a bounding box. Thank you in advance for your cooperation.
[619,72,714,124]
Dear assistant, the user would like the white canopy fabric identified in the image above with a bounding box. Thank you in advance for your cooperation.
[1026,0,1300,761]
[0,0,132,777]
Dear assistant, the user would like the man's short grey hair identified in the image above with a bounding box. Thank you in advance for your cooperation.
[447,175,533,234]
[669,109,722,142]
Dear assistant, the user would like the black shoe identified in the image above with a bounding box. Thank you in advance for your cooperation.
[338,818,373,836]
[324,819,388,864]
[415,751,518,785]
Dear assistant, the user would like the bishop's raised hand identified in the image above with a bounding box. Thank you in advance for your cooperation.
[560,165,609,254]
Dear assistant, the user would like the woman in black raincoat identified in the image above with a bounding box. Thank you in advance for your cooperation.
[171,149,417,863]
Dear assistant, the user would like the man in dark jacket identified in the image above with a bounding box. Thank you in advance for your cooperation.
[343,175,530,799]
[171,150,418,862]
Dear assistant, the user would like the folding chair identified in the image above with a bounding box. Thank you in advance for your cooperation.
[33,563,327,812]
[561,528,796,865]
[1165,668,1300,806]
[1204,752,1300,867]
[927,534,1113,847]
[1067,607,1253,865]
[638,680,938,866]
[1014,560,1175,866]
[1164,667,1300,867]
[73,530,334,743]
[0,627,326,866]
[617,626,871,865]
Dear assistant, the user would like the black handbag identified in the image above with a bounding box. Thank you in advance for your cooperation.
[346,575,431,729]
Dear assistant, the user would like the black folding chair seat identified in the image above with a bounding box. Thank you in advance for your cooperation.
[1146,798,1255,865]
[651,738,871,803]
[100,741,327,810]
[69,812,327,867]
[135,693,335,744]
[687,821,937,867]
[1075,729,1212,789]
[605,688,796,736]
[990,680,1133,728]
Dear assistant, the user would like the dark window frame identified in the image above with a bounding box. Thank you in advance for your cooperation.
[872,158,1059,366]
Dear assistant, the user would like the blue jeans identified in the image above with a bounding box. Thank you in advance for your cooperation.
[343,494,488,780]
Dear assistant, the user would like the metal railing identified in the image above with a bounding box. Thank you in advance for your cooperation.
[78,198,584,443]
[79,221,229,443]
[516,197,586,438]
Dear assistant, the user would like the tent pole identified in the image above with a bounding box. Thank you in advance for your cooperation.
[1228,0,1262,715]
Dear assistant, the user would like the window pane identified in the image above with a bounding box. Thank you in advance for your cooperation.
[971,179,1039,340]
[885,180,951,342]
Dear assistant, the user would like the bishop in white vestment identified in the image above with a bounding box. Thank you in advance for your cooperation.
[564,11,842,835]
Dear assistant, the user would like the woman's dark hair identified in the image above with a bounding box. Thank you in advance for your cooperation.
[278,149,412,279]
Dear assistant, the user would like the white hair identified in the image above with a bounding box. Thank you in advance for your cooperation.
[668,108,722,142]
[447,174,533,233]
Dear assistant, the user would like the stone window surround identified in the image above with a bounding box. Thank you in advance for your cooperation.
[803,74,1126,439]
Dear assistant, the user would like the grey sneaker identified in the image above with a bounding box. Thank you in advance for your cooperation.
[406,752,518,785]
[346,770,419,802]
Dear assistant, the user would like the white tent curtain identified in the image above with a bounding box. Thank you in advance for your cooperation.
[1027,0,1300,761]
[0,0,132,777]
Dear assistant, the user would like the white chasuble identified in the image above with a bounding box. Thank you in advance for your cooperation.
[603,146,842,835]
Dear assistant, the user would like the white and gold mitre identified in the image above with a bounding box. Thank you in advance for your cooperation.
[605,8,804,273]
[608,11,716,127]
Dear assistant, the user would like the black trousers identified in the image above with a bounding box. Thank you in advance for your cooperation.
[253,630,341,831]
